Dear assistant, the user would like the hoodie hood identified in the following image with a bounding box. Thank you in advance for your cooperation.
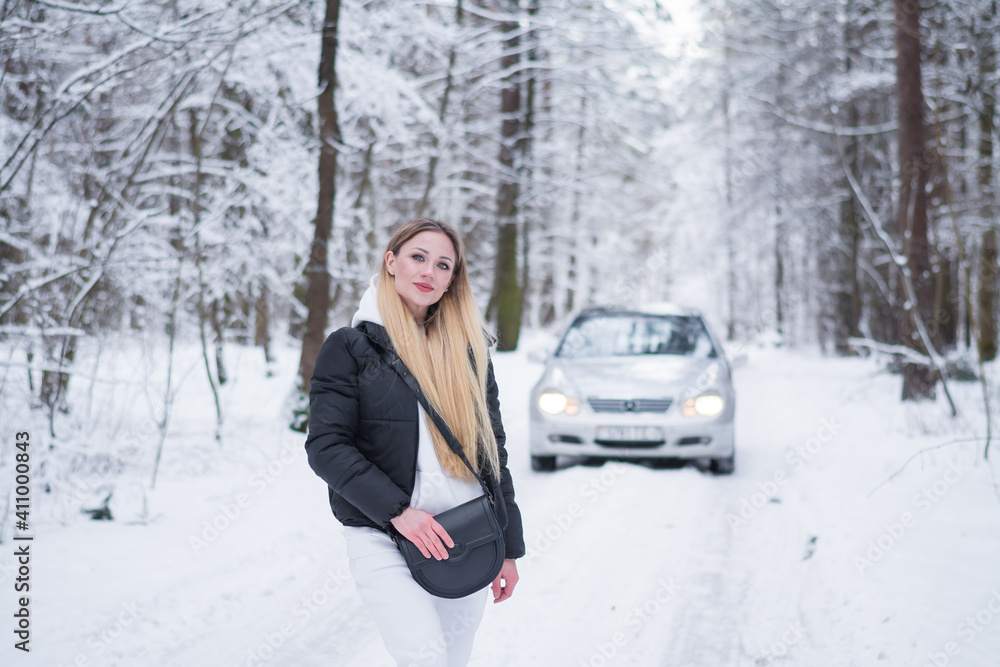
[351,274,384,328]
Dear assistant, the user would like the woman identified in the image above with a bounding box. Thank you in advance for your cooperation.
[305,218,525,667]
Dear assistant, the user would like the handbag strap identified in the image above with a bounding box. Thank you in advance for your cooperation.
[374,345,494,503]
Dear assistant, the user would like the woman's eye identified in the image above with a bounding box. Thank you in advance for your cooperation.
[437,263,450,271]
[412,254,424,262]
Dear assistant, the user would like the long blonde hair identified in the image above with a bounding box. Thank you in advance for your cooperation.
[376,219,500,482]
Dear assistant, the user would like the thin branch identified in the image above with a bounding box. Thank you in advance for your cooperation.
[867,438,988,497]
[30,0,126,15]
[848,337,932,365]
[931,98,994,462]
[0,265,85,321]
[835,135,958,417]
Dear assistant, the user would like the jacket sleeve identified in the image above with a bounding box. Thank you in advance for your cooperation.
[486,357,526,559]
[305,329,411,528]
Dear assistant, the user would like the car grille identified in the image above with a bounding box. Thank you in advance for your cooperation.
[587,398,673,413]
[594,439,665,448]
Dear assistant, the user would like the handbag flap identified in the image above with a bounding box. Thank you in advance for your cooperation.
[398,495,502,570]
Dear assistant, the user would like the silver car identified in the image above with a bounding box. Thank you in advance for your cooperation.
[529,305,737,474]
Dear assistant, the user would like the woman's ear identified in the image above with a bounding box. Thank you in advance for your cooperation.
[384,250,395,276]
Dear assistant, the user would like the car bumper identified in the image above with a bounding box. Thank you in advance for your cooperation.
[529,416,734,459]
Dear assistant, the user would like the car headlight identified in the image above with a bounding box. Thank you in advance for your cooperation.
[682,393,724,417]
[538,391,580,415]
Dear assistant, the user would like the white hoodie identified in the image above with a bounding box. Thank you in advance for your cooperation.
[351,275,480,515]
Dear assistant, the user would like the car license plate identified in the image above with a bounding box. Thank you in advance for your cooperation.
[596,425,664,442]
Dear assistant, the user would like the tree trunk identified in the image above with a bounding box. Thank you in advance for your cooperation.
[981,230,998,361]
[519,0,538,323]
[934,254,957,351]
[563,96,587,320]
[977,2,998,362]
[894,0,936,400]
[298,0,342,393]
[722,2,736,341]
[775,218,785,339]
[488,6,523,351]
[255,280,274,368]
[346,134,374,312]
[773,55,787,341]
[834,10,862,354]
[39,335,74,417]
[211,299,228,386]
[417,1,462,219]
[190,108,223,434]
[927,13,957,354]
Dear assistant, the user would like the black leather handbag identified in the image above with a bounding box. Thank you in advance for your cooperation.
[377,347,506,599]
[394,493,505,599]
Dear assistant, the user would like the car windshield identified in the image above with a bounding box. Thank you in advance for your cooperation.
[555,313,717,359]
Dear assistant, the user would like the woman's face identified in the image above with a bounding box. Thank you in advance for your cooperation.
[385,230,457,324]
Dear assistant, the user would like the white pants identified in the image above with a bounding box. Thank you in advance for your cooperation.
[344,526,488,667]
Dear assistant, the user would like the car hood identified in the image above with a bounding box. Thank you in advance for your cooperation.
[544,355,725,398]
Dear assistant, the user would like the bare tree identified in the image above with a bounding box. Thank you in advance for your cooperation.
[487,1,524,350]
[894,0,936,400]
[977,2,998,363]
[298,0,343,395]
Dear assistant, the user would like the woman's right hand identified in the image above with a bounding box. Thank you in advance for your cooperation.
[390,507,454,560]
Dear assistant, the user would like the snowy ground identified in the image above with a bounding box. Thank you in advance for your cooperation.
[2,332,1000,667]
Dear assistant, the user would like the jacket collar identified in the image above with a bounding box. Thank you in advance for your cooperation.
[355,320,394,353]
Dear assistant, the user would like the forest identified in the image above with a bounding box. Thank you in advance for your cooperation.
[3,4,999,663]
[1,0,998,430]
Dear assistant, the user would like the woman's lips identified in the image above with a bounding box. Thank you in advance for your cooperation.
[415,283,433,293]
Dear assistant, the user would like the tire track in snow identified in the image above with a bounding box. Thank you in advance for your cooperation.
[649,473,749,667]
[482,459,752,666]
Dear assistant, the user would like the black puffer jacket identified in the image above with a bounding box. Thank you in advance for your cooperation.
[305,321,526,560]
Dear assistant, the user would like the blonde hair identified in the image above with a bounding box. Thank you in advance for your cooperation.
[376,219,500,482]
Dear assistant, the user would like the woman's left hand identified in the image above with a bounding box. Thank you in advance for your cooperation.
[491,558,518,603]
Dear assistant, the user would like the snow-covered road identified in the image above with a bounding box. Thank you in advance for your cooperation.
[4,339,1000,666]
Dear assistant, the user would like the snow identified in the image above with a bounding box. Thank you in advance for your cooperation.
[2,333,1000,667]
